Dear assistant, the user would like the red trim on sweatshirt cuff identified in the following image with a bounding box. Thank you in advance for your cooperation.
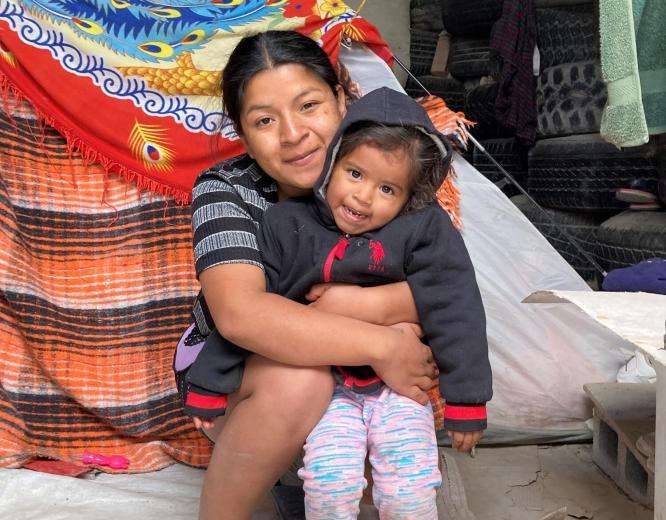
[444,404,487,421]
[186,392,228,410]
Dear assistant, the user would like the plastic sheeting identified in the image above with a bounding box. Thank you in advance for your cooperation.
[0,465,206,520]
[342,42,635,444]
[454,156,634,443]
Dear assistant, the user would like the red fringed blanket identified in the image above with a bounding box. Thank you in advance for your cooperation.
[0,0,390,202]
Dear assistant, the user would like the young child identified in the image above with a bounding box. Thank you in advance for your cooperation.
[182,87,492,519]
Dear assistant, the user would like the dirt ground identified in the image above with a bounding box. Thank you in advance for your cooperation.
[0,443,650,519]
[255,444,652,520]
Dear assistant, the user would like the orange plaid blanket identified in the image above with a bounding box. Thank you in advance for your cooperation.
[0,94,211,471]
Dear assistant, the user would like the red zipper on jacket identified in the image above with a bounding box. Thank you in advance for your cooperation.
[322,236,350,282]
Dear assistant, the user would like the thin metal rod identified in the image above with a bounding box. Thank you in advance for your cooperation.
[391,54,607,277]
[393,54,432,96]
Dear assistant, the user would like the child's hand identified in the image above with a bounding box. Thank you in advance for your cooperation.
[306,283,359,307]
[447,430,483,453]
[192,416,215,432]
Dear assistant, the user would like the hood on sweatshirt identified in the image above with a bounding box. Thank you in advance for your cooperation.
[314,87,453,229]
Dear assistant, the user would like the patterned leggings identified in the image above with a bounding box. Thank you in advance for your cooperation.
[298,385,441,519]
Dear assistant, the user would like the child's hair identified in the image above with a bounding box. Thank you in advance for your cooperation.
[336,122,450,213]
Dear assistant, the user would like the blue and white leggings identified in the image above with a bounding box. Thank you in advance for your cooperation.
[298,385,441,519]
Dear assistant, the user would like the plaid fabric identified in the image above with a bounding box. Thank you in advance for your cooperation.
[426,386,445,431]
[489,0,537,146]
[0,94,211,471]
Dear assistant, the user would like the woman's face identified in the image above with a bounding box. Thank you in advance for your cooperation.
[239,63,346,200]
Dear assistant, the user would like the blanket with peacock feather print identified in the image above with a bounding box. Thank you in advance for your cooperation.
[0,0,389,202]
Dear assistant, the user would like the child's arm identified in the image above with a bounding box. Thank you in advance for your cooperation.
[305,282,419,325]
[405,205,493,434]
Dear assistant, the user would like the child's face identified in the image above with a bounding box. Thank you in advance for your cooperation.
[325,143,412,235]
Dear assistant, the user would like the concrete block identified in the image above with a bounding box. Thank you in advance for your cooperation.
[584,383,656,508]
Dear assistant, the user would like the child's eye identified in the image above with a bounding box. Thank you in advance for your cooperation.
[349,169,362,179]
[380,185,394,195]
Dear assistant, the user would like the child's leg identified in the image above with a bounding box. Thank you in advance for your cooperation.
[367,387,441,520]
[298,386,368,520]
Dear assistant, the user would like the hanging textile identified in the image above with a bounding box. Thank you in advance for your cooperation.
[0,0,389,203]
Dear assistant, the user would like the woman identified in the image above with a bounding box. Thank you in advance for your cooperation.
[182,30,438,520]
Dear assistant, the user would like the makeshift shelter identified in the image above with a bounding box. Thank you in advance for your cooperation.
[0,1,646,516]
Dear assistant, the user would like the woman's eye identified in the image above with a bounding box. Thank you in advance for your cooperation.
[256,117,272,127]
[380,185,394,195]
[349,169,361,179]
[302,101,318,111]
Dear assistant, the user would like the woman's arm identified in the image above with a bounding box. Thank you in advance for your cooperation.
[305,282,419,326]
[200,263,437,404]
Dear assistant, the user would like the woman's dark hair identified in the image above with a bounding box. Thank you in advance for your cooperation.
[222,30,354,135]
[336,123,450,213]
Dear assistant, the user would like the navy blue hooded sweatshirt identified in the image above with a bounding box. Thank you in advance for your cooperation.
[182,87,493,432]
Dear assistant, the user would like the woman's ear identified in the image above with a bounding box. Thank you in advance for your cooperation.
[239,135,253,159]
[335,84,347,117]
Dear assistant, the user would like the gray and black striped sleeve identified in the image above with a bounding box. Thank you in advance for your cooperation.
[191,170,267,277]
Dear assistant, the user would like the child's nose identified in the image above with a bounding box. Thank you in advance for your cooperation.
[353,185,373,205]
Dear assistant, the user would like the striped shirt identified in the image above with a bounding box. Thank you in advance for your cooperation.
[190,154,278,335]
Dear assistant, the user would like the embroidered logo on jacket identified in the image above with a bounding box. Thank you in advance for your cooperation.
[368,240,385,272]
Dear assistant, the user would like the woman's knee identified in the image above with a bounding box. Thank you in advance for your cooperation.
[241,356,334,423]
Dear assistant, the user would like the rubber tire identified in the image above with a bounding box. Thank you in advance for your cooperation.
[441,0,503,37]
[527,134,659,212]
[464,83,513,139]
[448,37,494,80]
[537,61,607,138]
[410,0,444,33]
[536,5,599,70]
[404,75,466,113]
[512,194,605,281]
[410,29,440,76]
[658,135,666,206]
[536,0,595,6]
[596,211,666,271]
[473,138,528,196]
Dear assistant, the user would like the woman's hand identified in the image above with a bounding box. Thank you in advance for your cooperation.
[306,283,362,314]
[372,322,438,405]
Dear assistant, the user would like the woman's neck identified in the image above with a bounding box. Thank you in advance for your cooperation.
[277,185,311,201]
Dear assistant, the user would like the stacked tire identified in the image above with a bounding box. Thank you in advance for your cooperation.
[593,136,666,274]
[514,1,665,282]
[438,0,528,194]
[407,0,466,113]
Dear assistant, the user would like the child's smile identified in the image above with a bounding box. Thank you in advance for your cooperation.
[326,143,412,235]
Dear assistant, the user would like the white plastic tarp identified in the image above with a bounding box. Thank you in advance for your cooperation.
[0,465,207,520]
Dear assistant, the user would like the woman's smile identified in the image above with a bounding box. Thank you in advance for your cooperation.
[284,147,321,168]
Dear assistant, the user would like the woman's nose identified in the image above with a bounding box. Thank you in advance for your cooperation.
[279,114,307,145]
